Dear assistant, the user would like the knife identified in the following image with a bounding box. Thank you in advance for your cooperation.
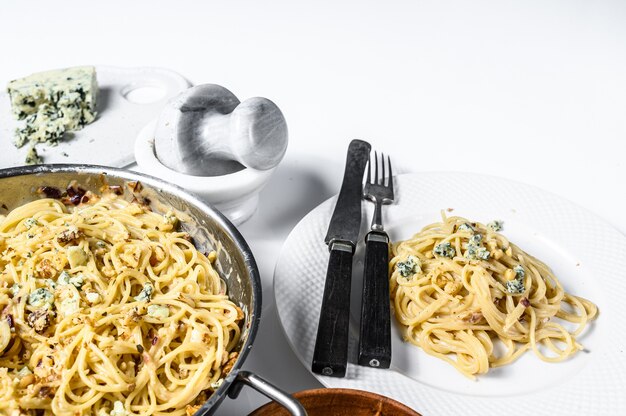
[311,139,371,378]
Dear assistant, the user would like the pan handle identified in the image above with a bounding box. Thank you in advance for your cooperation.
[228,370,308,416]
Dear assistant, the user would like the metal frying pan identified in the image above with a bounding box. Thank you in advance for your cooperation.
[0,164,306,416]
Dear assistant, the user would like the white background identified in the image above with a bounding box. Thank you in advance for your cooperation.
[1,0,625,414]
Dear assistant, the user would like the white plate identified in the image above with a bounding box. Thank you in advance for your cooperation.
[274,172,626,415]
[0,66,189,168]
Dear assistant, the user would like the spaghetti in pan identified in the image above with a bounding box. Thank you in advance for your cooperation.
[0,187,242,415]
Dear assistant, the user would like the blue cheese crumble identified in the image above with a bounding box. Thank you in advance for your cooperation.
[10,283,20,296]
[57,286,80,317]
[396,255,422,277]
[69,274,84,289]
[25,146,43,165]
[134,282,154,302]
[24,218,39,229]
[28,288,54,309]
[57,271,84,289]
[67,246,88,268]
[85,291,101,304]
[487,220,503,232]
[210,379,224,390]
[44,279,57,290]
[162,211,178,226]
[16,366,32,378]
[109,401,129,416]
[475,247,490,260]
[57,271,71,286]
[457,223,474,232]
[433,242,456,258]
[506,279,525,294]
[465,233,490,260]
[469,234,482,245]
[147,304,170,319]
[506,265,526,294]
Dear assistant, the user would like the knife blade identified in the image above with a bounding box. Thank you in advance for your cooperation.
[312,139,371,378]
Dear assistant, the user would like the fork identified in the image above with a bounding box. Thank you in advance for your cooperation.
[358,151,393,369]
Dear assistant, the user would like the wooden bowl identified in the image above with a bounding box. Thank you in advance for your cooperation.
[249,388,422,416]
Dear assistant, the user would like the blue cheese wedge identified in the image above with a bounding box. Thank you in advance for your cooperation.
[15,104,67,148]
[7,66,97,126]
[7,66,98,162]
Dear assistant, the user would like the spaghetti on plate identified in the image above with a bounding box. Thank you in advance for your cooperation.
[390,213,598,378]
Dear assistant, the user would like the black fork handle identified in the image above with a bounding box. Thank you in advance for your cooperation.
[358,231,391,368]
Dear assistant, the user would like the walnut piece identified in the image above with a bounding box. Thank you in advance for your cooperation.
[27,309,53,333]
[222,352,239,375]
[57,226,83,244]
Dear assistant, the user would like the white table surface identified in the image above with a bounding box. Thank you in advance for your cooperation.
[2,1,626,414]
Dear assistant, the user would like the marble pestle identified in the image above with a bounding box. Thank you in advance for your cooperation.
[154,84,288,177]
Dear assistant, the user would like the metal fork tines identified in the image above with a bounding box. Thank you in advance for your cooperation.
[364,152,394,231]
[358,151,394,369]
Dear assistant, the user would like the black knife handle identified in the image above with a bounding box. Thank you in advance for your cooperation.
[358,231,391,369]
[312,242,353,378]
